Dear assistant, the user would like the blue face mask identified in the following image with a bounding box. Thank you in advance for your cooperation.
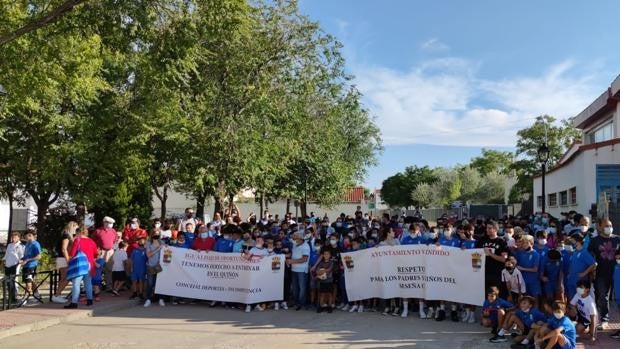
[498,229,505,236]
[541,218,549,225]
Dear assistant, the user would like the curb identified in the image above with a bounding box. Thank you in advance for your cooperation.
[0,300,135,340]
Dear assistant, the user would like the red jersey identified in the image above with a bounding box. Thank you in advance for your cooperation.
[192,237,215,251]
[123,226,148,255]
[69,236,98,276]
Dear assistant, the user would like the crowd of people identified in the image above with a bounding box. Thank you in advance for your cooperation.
[3,206,620,348]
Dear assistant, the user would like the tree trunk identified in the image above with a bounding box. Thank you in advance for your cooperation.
[34,198,50,238]
[160,185,168,220]
[259,193,264,220]
[7,191,14,234]
[213,195,223,219]
[195,190,206,222]
[286,198,291,216]
[301,199,307,220]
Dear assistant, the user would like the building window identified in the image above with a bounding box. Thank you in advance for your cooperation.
[548,193,558,207]
[588,121,613,143]
[537,196,543,208]
[559,191,568,206]
[569,187,577,205]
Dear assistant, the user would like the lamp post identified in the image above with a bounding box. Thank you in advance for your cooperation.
[537,142,550,213]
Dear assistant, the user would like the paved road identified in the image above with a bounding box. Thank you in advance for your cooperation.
[0,304,614,349]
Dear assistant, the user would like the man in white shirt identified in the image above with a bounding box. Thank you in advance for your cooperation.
[3,232,25,303]
[286,231,310,310]
[177,207,196,233]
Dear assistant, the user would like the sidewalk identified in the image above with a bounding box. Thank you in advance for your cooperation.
[0,292,135,340]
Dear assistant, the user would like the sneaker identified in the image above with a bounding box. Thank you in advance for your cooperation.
[280,302,288,310]
[341,304,350,311]
[52,295,67,304]
[597,321,609,330]
[159,299,165,307]
[209,301,217,307]
[358,305,364,313]
[382,307,390,315]
[419,310,427,319]
[349,305,358,313]
[401,309,408,318]
[274,302,280,311]
[461,309,470,322]
[426,308,434,319]
[451,310,459,322]
[129,293,138,300]
[111,290,120,296]
[254,304,264,312]
[327,306,333,313]
[467,311,476,324]
[144,299,151,308]
[63,303,78,309]
[391,307,400,316]
[245,305,251,313]
[610,330,620,339]
[337,303,346,309]
[490,335,507,343]
[86,299,93,306]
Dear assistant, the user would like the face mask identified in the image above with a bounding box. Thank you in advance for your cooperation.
[505,232,513,239]
[268,248,274,253]
[305,233,312,240]
[604,227,613,235]
[541,218,548,225]
[553,312,563,320]
[579,225,588,233]
[371,233,378,239]
[373,224,380,229]
[538,239,547,246]
[130,223,138,230]
[576,287,585,296]
[443,230,451,238]
[409,232,417,238]
[336,222,342,227]
[223,235,230,240]
[498,228,504,236]
[314,245,321,251]
[200,233,208,239]
[564,245,574,253]
[548,227,556,234]
[428,232,437,240]
[348,232,355,238]
[330,240,338,247]
[616,259,620,265]
[154,223,161,228]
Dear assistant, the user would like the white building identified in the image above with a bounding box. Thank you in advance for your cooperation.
[533,74,620,226]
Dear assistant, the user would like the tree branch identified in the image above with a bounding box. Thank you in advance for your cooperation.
[0,0,89,47]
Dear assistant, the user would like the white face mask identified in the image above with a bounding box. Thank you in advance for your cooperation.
[330,240,338,247]
[443,230,451,238]
[200,233,208,239]
[616,259,620,265]
[548,227,556,234]
[579,225,588,233]
[576,287,585,296]
[154,223,161,228]
[538,239,547,246]
[105,223,113,229]
[553,312,564,320]
[603,227,613,235]
[130,223,138,230]
[564,245,574,253]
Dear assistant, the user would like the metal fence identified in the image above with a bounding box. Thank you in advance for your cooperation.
[1,269,58,311]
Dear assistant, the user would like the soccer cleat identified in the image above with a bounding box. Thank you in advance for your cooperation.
[349,305,358,313]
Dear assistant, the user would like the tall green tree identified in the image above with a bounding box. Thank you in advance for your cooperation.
[381,166,437,208]
[470,148,515,176]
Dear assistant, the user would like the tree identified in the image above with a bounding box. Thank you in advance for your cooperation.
[470,149,514,176]
[511,115,580,199]
[474,172,506,204]
[381,166,437,208]
[411,183,434,209]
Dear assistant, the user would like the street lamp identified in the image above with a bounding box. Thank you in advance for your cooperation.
[0,84,7,113]
[537,143,550,213]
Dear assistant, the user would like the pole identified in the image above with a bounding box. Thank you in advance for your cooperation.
[541,162,546,213]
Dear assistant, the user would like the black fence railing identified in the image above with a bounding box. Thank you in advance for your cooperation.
[1,269,58,311]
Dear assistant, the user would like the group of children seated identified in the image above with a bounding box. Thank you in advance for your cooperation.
[483,278,600,349]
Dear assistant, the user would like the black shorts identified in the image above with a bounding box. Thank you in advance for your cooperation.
[577,314,591,327]
[22,267,36,283]
[112,271,126,283]
[319,282,333,293]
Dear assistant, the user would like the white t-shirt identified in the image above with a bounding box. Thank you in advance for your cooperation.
[291,242,310,273]
[501,268,526,293]
[160,229,172,239]
[111,249,128,272]
[248,246,270,257]
[570,293,597,321]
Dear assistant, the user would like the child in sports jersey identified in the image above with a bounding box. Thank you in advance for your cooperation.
[502,256,525,304]
[568,280,597,343]
[91,249,105,301]
[541,249,563,303]
[534,301,576,349]
[483,287,513,338]
[491,296,545,345]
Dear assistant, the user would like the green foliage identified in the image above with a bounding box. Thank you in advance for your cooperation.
[470,149,514,176]
[381,166,437,208]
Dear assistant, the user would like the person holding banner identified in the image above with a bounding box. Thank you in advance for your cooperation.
[378,227,401,316]
[243,236,270,312]
[476,221,509,298]
[286,231,310,311]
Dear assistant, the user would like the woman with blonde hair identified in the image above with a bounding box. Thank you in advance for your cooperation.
[51,221,77,303]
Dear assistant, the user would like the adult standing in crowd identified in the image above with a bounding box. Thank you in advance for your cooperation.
[287,231,310,311]
[64,228,98,309]
[51,221,77,303]
[476,221,509,298]
[588,218,619,330]
[123,217,147,256]
[93,216,118,289]
[3,232,24,304]
[144,229,165,307]
[177,207,196,233]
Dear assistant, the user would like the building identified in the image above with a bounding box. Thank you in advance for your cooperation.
[533,74,620,227]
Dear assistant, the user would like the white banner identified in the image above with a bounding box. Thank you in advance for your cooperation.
[155,247,284,303]
[341,245,486,306]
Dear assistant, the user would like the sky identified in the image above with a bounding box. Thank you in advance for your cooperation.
[298,0,620,189]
